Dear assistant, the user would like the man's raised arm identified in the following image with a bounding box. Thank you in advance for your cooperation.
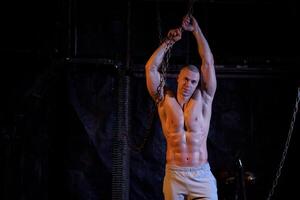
[182,16,217,99]
[145,28,182,102]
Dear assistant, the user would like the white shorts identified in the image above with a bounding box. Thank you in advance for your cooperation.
[163,163,218,200]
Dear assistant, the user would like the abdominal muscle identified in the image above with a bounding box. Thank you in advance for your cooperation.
[164,130,208,167]
[158,92,210,167]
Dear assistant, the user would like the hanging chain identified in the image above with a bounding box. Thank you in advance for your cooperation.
[124,1,171,152]
[126,0,196,152]
[266,87,300,200]
[187,0,194,17]
[155,0,195,105]
[154,0,173,105]
[124,101,156,152]
[155,40,173,105]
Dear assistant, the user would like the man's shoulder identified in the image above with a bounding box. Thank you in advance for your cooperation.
[164,87,175,98]
[192,89,214,103]
[191,88,201,100]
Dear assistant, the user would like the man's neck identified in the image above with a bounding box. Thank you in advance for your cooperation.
[177,93,190,109]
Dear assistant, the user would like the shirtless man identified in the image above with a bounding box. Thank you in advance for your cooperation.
[145,15,218,200]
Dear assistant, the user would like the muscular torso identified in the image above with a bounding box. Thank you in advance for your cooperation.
[158,89,212,167]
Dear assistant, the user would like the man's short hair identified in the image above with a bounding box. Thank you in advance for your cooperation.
[180,65,199,73]
[179,65,201,87]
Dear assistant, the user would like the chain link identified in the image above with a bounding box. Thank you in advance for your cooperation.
[266,87,300,200]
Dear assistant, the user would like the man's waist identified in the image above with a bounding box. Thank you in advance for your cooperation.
[166,162,210,172]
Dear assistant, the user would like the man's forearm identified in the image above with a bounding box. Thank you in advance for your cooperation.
[146,39,174,71]
[193,27,214,66]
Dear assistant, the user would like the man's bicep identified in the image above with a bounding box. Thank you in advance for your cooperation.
[201,63,217,98]
[146,70,164,100]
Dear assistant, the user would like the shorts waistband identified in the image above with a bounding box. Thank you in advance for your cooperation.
[166,162,210,172]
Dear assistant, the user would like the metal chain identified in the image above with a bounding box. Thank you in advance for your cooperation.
[124,1,173,152]
[126,0,196,152]
[124,101,156,152]
[187,0,195,17]
[154,0,172,105]
[155,41,173,105]
[155,0,195,105]
[266,87,300,200]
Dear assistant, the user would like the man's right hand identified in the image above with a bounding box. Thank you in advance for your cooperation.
[167,28,182,43]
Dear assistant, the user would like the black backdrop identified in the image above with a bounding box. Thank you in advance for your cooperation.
[1,0,300,200]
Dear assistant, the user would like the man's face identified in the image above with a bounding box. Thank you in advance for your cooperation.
[177,68,200,98]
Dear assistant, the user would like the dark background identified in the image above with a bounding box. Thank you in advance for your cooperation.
[1,0,299,200]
